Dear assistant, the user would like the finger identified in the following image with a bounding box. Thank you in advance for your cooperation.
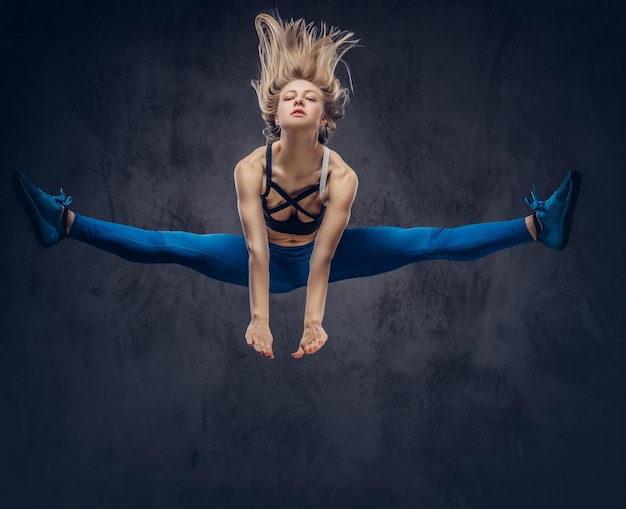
[304,340,326,355]
[255,345,274,359]
[246,332,260,348]
[291,346,304,359]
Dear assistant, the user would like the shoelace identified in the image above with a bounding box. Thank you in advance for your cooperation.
[52,188,73,207]
[524,185,544,211]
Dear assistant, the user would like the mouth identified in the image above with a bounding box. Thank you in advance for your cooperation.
[291,109,306,117]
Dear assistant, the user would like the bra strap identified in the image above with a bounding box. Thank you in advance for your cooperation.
[319,145,330,204]
[260,142,273,199]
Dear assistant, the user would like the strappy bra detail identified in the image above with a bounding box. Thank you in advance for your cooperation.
[261,142,330,235]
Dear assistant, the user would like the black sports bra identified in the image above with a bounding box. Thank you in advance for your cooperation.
[261,142,330,235]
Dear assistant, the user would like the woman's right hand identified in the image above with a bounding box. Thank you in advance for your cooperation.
[245,318,274,359]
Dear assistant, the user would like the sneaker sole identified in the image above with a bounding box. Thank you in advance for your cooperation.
[12,171,59,248]
[557,170,582,250]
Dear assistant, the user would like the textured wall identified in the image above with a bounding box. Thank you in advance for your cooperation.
[2,0,625,507]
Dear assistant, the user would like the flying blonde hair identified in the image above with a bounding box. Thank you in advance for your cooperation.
[251,12,359,144]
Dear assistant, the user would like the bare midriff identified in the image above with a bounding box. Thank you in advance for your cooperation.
[267,227,317,247]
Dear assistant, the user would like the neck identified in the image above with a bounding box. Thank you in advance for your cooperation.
[276,131,323,174]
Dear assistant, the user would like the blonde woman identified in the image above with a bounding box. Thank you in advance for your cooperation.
[12,13,581,360]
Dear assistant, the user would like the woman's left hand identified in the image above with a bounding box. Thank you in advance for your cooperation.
[291,321,328,358]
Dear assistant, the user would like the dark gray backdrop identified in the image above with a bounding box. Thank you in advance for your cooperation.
[2,0,625,507]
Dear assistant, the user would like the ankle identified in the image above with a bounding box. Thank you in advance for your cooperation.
[65,209,75,236]
[525,215,538,241]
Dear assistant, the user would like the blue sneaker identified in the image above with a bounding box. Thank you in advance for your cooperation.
[525,170,582,250]
[12,171,73,247]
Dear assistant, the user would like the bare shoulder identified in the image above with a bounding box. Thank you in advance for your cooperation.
[234,146,266,192]
[235,145,266,176]
[328,148,357,180]
[326,148,358,202]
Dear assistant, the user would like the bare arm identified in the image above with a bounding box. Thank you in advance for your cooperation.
[234,155,274,359]
[292,158,358,358]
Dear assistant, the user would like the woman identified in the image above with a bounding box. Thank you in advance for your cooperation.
[12,13,582,360]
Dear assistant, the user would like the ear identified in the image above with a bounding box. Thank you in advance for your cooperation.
[321,116,328,126]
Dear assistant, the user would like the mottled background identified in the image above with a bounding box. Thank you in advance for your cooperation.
[1,0,625,507]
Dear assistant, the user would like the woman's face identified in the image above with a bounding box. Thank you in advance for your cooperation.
[275,80,327,134]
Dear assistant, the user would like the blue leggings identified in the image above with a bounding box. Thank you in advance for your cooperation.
[68,214,533,293]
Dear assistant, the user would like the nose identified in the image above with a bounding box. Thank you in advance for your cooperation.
[293,97,304,106]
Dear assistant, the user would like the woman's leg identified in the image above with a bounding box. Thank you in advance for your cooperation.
[329,218,533,283]
[12,171,251,287]
[330,170,582,283]
[68,213,250,288]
